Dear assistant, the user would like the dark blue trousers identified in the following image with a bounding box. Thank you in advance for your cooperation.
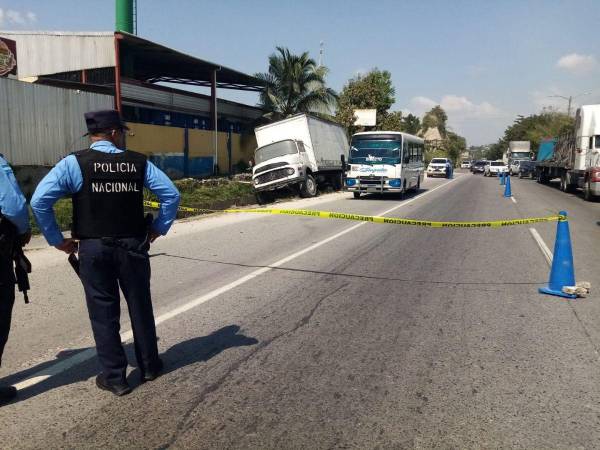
[79,237,159,384]
[0,257,15,367]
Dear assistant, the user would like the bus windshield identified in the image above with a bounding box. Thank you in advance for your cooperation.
[349,138,402,164]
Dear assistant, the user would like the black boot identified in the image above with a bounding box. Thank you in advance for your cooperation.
[140,358,164,383]
[95,374,131,396]
[0,385,17,405]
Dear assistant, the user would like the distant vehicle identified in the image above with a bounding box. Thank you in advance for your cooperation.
[509,159,528,175]
[535,105,600,200]
[427,158,450,177]
[484,160,508,177]
[252,114,349,202]
[460,160,471,169]
[345,131,424,198]
[503,141,532,165]
[471,160,487,174]
[518,160,536,179]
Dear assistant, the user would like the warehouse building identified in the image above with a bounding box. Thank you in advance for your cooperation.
[0,30,265,179]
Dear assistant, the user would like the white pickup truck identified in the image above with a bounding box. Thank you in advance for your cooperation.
[426,158,450,177]
[484,160,508,177]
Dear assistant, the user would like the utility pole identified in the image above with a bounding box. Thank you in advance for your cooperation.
[548,92,592,116]
[318,41,324,67]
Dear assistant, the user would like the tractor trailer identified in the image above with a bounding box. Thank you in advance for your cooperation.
[535,105,600,200]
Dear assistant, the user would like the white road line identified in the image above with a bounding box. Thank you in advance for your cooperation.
[511,197,517,204]
[14,177,461,391]
[529,228,553,266]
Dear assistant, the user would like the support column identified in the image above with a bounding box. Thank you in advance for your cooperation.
[114,35,123,114]
[211,69,218,175]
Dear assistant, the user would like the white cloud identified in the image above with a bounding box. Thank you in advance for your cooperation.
[6,9,25,24]
[406,94,505,145]
[556,53,598,75]
[0,8,37,26]
[409,94,499,117]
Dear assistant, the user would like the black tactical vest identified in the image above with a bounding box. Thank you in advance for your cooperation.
[72,149,147,239]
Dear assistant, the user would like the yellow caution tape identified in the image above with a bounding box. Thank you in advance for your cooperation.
[144,200,564,228]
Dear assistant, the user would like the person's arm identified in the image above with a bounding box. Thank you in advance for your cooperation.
[144,161,180,240]
[30,155,81,248]
[0,160,30,235]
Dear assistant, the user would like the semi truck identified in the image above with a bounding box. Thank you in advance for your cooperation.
[252,114,349,203]
[502,141,532,165]
[535,104,600,200]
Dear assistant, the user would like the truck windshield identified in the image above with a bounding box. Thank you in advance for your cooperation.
[431,159,447,164]
[255,140,298,165]
[349,139,402,164]
[490,162,504,166]
[511,152,530,159]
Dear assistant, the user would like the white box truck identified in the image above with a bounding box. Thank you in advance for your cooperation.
[536,104,600,200]
[502,141,531,165]
[252,114,349,202]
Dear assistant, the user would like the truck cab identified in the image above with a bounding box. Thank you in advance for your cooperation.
[252,139,310,194]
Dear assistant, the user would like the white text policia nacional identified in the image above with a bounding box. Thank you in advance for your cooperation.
[90,162,140,194]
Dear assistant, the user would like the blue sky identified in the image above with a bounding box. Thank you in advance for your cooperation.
[1,0,599,145]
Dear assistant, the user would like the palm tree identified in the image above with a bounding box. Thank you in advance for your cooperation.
[255,47,338,120]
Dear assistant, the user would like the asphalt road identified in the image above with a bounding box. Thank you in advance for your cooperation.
[2,171,600,449]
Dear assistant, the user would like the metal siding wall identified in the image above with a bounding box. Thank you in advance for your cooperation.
[0,78,113,166]
[121,82,263,120]
[0,33,115,79]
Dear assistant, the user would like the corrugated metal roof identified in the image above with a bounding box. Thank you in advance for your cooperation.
[0,31,264,91]
[0,77,113,165]
[0,31,115,79]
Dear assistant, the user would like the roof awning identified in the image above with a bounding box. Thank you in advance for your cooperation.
[116,32,264,92]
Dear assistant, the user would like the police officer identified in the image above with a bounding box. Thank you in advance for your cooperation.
[0,153,31,405]
[31,110,180,396]
[445,159,453,179]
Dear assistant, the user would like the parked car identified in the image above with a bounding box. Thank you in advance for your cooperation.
[460,160,471,169]
[484,160,508,177]
[509,159,528,175]
[518,160,536,179]
[427,158,450,177]
[471,160,486,174]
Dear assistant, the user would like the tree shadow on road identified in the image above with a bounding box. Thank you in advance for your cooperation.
[0,325,257,404]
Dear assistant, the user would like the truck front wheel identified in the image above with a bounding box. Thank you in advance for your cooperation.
[255,191,271,205]
[353,192,361,199]
[584,179,597,202]
[300,174,318,198]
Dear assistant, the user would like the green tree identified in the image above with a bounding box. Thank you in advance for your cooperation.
[445,131,467,165]
[422,106,448,137]
[335,69,395,134]
[401,113,421,135]
[488,111,574,160]
[378,111,404,132]
[255,47,338,119]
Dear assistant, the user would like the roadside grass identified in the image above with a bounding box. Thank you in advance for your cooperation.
[30,179,257,234]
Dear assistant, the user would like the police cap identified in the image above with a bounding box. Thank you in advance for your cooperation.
[84,109,130,134]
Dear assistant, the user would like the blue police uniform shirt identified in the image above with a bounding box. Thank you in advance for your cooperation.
[31,141,180,246]
[0,154,30,234]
